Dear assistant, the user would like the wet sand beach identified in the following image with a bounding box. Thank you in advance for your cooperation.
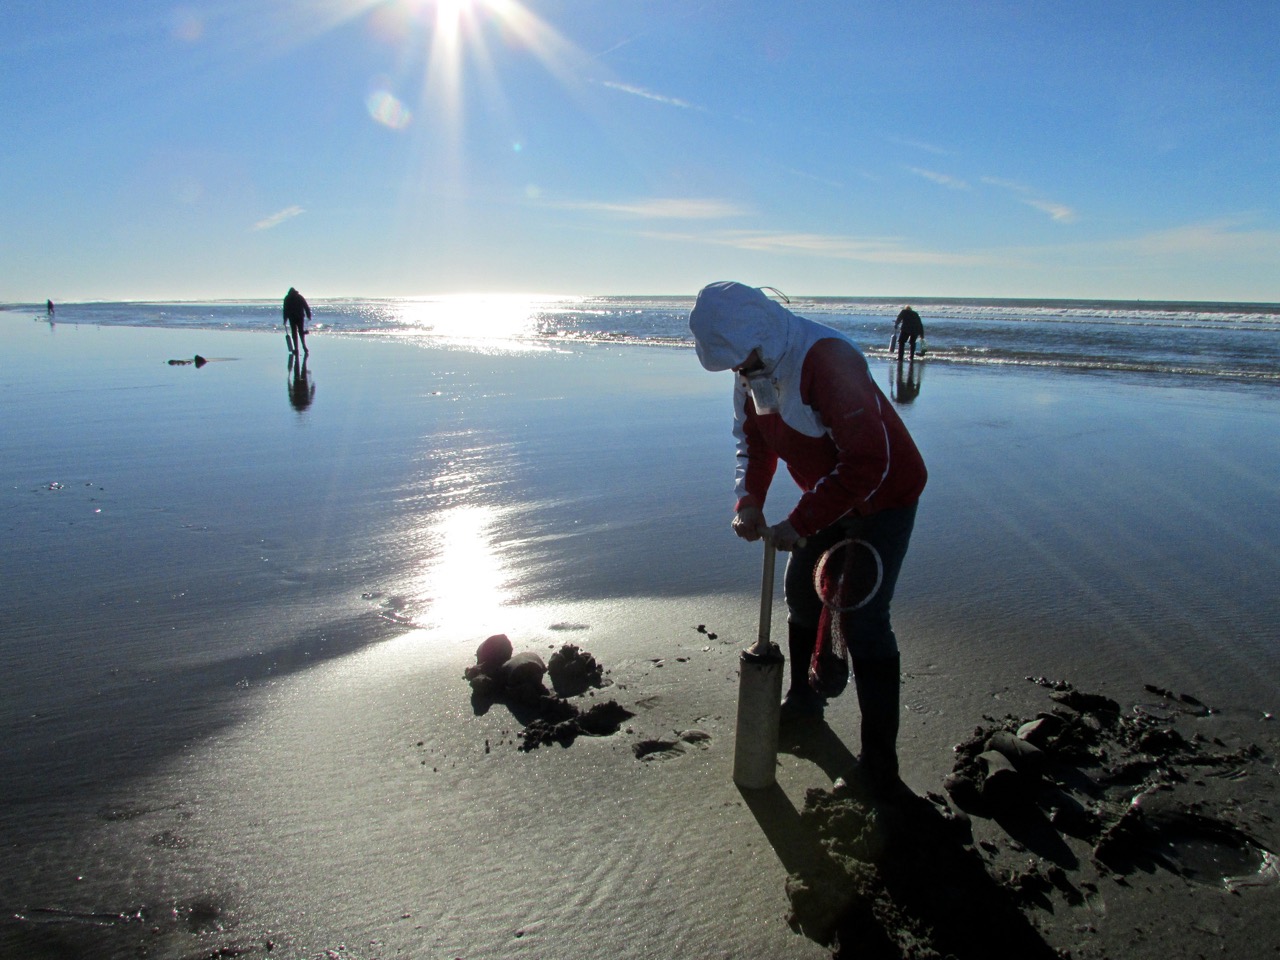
[2,318,1279,959]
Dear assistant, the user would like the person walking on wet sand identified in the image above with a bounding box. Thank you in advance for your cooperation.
[283,287,311,355]
[894,305,924,362]
[689,281,927,791]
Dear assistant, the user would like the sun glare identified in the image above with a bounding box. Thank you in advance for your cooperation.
[391,294,550,342]
[358,0,586,137]
[410,504,514,634]
[292,0,594,243]
[431,0,473,38]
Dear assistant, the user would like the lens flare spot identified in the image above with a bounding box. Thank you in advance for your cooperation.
[171,10,205,43]
[366,89,413,130]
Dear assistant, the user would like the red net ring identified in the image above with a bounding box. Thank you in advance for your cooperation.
[813,538,883,612]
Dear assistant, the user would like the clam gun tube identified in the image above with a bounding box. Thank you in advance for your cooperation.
[733,536,786,790]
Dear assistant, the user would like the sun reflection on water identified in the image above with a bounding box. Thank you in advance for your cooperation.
[390,294,559,341]
[409,502,513,633]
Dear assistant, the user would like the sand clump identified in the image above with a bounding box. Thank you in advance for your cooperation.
[785,678,1277,959]
[464,635,633,750]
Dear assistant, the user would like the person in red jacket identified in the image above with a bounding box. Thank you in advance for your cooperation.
[690,281,927,787]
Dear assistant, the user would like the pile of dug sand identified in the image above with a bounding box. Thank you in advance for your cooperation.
[463,635,634,750]
[785,679,1278,959]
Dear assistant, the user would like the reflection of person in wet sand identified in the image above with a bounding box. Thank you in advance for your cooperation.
[892,355,922,404]
[283,287,311,356]
[288,352,315,412]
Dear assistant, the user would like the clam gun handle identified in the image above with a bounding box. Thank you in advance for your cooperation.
[749,534,806,657]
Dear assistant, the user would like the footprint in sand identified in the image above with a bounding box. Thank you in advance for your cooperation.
[632,729,712,762]
[633,739,684,761]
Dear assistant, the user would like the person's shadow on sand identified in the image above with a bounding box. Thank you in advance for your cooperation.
[288,353,316,412]
[733,721,1059,959]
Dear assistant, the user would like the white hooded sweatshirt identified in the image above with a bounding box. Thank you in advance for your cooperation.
[689,281,926,537]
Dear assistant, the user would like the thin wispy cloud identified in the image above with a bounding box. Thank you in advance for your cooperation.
[557,197,748,219]
[959,219,1280,277]
[887,135,952,157]
[983,176,1025,191]
[252,205,305,231]
[598,80,698,110]
[591,4,711,60]
[638,227,994,266]
[1025,199,1077,223]
[908,167,970,190]
[981,177,1078,223]
[1119,219,1280,259]
[779,164,879,190]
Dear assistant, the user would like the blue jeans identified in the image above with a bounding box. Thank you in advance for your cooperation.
[784,502,918,660]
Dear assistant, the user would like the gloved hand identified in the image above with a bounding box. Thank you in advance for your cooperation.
[769,520,803,552]
[732,506,767,542]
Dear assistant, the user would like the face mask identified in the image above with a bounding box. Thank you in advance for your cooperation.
[746,373,779,413]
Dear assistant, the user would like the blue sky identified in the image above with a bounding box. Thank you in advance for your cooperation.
[3,0,1278,302]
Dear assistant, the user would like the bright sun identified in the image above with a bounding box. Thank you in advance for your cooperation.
[430,0,475,38]
[337,0,589,193]
[373,0,581,106]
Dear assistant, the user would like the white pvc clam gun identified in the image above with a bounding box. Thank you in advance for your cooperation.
[733,537,785,790]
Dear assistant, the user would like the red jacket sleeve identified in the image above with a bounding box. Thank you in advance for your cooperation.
[788,339,898,535]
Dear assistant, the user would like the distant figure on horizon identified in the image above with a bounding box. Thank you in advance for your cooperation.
[283,287,311,355]
[893,305,924,362]
[46,299,54,317]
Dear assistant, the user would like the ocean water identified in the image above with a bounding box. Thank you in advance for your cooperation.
[10,293,1280,386]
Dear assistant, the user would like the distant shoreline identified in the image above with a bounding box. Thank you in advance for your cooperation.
[11,294,1278,389]
[7,293,1280,310]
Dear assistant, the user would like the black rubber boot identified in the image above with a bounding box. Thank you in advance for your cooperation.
[852,655,902,789]
[780,621,825,720]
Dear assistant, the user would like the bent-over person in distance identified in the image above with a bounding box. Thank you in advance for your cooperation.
[894,305,924,362]
[284,287,312,355]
